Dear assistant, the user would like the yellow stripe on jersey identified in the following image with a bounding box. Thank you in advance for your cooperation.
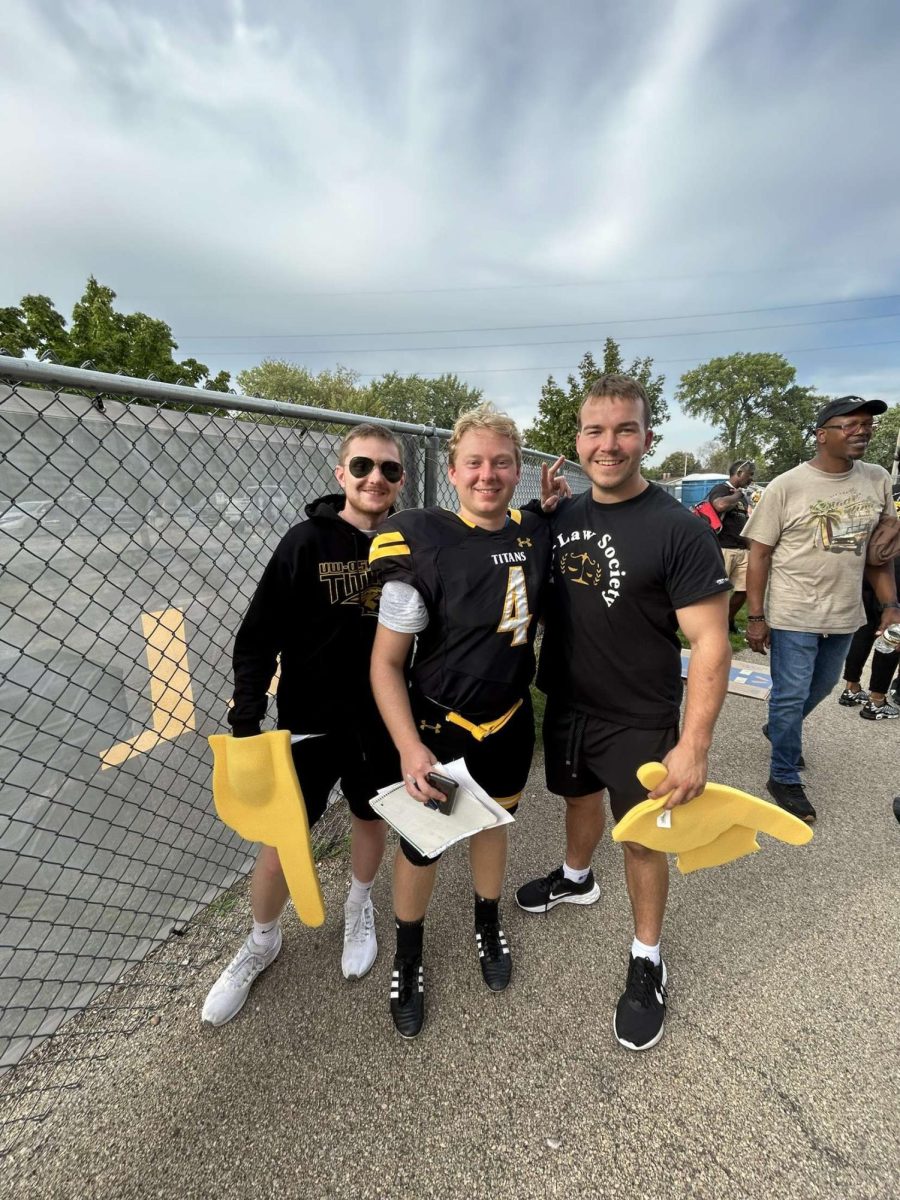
[452,509,522,529]
[446,698,523,741]
[454,511,476,528]
[369,531,410,562]
[493,792,522,810]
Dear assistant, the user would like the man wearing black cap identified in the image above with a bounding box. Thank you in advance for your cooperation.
[743,396,899,821]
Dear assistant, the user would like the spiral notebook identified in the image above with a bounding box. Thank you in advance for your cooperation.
[368,757,514,859]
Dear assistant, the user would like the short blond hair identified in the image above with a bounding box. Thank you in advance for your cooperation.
[448,403,523,467]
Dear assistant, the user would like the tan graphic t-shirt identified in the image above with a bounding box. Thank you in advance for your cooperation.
[742,460,893,633]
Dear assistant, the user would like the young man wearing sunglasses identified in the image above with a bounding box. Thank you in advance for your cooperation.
[202,426,405,1025]
[369,404,553,1038]
[744,396,899,822]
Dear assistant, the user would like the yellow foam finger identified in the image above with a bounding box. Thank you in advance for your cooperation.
[208,732,325,927]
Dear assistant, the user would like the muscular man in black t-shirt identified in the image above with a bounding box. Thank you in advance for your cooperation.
[517,374,732,1052]
[708,460,755,631]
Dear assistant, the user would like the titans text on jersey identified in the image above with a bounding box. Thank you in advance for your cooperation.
[370,507,551,720]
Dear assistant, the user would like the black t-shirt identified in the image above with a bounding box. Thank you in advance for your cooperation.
[707,482,750,549]
[537,485,731,727]
[370,506,551,719]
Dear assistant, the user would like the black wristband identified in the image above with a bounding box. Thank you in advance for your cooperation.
[746,615,766,622]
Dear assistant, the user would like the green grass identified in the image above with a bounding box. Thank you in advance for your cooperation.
[677,610,748,654]
[530,684,546,734]
[313,831,352,861]
[729,610,749,654]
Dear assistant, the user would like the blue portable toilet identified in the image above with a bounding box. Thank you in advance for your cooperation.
[679,473,728,509]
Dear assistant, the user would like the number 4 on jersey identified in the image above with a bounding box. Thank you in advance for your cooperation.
[497,565,532,646]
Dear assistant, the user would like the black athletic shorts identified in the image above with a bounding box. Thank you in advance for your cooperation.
[290,723,399,827]
[399,692,535,867]
[542,699,678,823]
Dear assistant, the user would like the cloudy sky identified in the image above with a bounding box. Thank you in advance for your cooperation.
[3,0,900,454]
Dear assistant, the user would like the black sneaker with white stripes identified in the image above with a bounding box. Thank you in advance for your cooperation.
[515,865,600,913]
[390,956,424,1038]
[614,954,668,1051]
[475,920,511,991]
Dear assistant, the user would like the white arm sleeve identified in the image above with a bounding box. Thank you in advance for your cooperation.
[377,580,429,633]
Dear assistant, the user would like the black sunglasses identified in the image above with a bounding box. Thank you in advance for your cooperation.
[347,455,403,483]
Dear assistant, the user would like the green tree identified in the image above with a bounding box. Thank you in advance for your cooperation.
[762,385,819,478]
[237,363,483,428]
[696,439,733,474]
[655,450,702,479]
[675,352,798,462]
[867,402,900,480]
[237,360,371,411]
[1,295,69,360]
[1,277,230,391]
[366,371,483,427]
[0,306,30,357]
[524,338,668,461]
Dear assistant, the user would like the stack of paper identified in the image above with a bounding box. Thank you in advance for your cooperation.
[368,757,515,859]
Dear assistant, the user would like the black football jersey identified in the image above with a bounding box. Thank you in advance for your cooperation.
[370,507,551,719]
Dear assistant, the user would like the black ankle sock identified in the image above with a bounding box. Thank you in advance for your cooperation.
[474,894,499,927]
[395,917,424,961]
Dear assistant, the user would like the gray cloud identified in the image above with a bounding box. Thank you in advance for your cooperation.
[2,0,899,448]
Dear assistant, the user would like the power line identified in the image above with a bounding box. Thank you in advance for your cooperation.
[167,261,871,299]
[347,338,900,377]
[197,310,900,357]
[177,292,900,341]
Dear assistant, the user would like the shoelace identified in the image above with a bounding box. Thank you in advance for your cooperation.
[226,946,271,989]
[539,868,566,913]
[626,958,667,1009]
[477,923,505,960]
[395,959,418,1005]
[344,901,375,944]
[780,783,807,799]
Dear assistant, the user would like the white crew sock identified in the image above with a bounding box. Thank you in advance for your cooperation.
[250,917,280,951]
[563,862,590,885]
[631,936,661,966]
[347,875,375,906]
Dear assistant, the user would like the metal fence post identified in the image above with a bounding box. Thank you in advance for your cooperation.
[423,429,440,508]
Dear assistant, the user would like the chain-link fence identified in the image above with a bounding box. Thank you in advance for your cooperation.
[0,356,586,1152]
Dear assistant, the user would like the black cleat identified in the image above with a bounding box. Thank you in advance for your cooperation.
[475,921,511,991]
[390,956,424,1038]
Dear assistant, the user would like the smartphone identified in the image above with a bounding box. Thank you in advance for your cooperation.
[425,770,459,816]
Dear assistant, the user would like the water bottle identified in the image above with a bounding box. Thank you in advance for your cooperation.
[873,622,900,654]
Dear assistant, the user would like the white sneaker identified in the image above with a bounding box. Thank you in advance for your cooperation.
[201,928,282,1026]
[341,896,377,980]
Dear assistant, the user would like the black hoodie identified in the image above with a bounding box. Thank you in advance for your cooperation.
[229,493,386,736]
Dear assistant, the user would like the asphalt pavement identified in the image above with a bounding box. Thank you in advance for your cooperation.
[4,658,899,1200]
